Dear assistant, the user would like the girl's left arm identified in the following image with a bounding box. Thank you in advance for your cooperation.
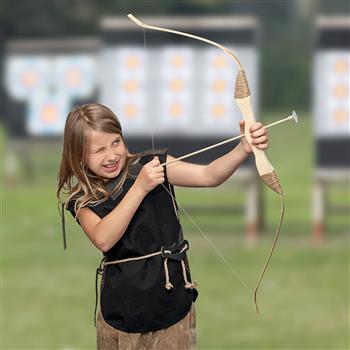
[167,120,268,188]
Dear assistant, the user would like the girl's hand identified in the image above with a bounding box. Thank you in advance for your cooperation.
[239,120,269,154]
[134,156,165,195]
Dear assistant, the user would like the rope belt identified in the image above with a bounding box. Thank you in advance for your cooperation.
[93,240,197,327]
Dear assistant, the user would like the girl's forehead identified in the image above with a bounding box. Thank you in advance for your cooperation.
[88,129,121,146]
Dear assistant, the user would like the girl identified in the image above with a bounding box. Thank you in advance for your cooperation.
[57,103,268,349]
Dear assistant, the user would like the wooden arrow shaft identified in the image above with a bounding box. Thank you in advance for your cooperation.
[160,113,295,166]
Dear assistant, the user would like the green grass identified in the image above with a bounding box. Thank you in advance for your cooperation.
[2,112,349,349]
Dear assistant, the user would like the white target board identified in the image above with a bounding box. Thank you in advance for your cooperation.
[100,45,258,137]
[5,54,96,135]
[313,50,350,137]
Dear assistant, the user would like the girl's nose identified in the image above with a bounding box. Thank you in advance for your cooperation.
[106,151,118,162]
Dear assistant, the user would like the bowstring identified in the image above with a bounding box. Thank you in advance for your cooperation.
[141,27,252,295]
[142,28,155,158]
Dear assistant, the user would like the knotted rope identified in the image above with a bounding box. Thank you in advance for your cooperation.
[93,241,196,327]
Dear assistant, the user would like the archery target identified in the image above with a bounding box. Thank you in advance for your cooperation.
[313,51,350,137]
[99,44,258,137]
[158,47,194,134]
[198,46,259,136]
[99,47,148,135]
[54,55,96,97]
[5,56,50,99]
[5,54,97,136]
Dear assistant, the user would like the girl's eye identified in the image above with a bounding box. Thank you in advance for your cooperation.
[113,139,120,145]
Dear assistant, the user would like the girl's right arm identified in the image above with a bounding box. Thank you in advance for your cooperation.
[76,157,164,252]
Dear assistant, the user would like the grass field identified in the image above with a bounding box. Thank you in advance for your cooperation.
[2,112,349,349]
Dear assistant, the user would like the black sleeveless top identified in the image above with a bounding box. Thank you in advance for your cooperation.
[67,149,197,333]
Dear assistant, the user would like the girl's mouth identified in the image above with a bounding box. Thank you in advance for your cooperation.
[102,161,119,173]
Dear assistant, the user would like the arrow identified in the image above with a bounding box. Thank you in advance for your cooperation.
[161,111,298,167]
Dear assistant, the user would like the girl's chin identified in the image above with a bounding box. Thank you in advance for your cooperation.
[102,169,120,177]
[100,170,121,182]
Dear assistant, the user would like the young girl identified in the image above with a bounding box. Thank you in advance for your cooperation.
[57,103,268,349]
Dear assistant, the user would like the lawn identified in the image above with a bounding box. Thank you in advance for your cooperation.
[2,112,349,349]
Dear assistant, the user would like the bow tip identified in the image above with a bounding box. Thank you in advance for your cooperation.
[254,294,260,314]
[127,14,143,27]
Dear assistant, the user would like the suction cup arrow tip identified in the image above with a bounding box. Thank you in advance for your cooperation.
[292,110,298,123]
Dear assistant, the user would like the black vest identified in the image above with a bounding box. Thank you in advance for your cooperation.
[67,149,197,333]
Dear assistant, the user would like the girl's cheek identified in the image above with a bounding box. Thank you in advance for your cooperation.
[89,154,102,167]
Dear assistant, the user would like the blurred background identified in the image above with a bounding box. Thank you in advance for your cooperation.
[1,1,349,349]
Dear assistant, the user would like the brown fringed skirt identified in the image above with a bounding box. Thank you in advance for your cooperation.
[96,304,197,350]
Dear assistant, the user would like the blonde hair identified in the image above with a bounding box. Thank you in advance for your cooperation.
[57,103,140,218]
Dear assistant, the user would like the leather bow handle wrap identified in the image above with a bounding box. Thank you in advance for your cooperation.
[235,70,283,196]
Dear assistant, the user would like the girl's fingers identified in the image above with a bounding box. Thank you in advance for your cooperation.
[251,128,266,138]
[152,172,164,180]
[249,122,263,132]
[256,143,268,150]
[239,120,245,132]
[251,135,267,145]
[153,165,165,172]
[156,176,165,184]
[151,156,160,165]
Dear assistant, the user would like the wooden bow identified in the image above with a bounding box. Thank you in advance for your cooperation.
[127,14,285,314]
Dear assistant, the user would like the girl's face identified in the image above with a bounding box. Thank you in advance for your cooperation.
[85,129,127,180]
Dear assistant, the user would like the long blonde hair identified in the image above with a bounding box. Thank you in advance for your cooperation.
[57,103,140,217]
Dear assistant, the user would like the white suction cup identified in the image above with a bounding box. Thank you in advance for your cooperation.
[292,110,298,123]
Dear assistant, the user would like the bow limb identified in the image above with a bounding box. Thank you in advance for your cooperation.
[235,70,285,313]
[127,14,243,69]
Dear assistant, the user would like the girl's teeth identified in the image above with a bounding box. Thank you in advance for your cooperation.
[105,162,117,168]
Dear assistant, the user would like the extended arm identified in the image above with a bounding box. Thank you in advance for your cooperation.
[166,142,249,188]
[167,120,268,187]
